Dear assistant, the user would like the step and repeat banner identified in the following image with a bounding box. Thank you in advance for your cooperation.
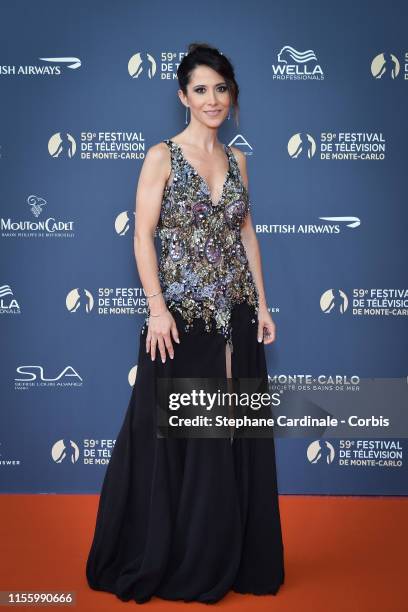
[1,0,407,495]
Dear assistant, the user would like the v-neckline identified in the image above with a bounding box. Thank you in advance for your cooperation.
[168,139,231,207]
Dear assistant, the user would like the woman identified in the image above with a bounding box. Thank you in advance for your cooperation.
[86,41,285,604]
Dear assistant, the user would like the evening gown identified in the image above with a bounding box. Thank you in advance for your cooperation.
[86,138,285,604]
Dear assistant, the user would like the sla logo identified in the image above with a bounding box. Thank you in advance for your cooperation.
[228,134,254,156]
[272,46,324,79]
[128,52,157,79]
[371,53,400,79]
[15,366,83,384]
[0,284,21,314]
[307,440,335,464]
[320,289,349,314]
[48,132,77,158]
[66,289,94,313]
[128,365,138,386]
[52,439,80,464]
[288,133,317,159]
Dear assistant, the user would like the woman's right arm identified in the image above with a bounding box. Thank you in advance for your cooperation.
[134,144,180,363]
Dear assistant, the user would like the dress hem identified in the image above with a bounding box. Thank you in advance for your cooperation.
[87,577,285,605]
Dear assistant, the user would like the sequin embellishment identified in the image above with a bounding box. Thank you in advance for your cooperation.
[142,139,259,348]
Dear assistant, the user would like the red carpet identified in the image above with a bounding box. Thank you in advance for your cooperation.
[0,494,406,611]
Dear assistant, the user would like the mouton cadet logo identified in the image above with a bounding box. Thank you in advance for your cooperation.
[1,195,75,239]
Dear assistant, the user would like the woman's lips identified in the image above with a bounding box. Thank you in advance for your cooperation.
[204,110,221,116]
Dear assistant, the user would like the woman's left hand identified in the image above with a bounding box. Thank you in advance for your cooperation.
[257,305,276,345]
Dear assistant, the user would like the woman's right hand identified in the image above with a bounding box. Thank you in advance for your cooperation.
[146,309,180,363]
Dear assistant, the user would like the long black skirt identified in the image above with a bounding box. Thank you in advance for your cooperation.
[86,301,285,604]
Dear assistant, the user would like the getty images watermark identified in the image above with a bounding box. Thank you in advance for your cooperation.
[155,376,408,439]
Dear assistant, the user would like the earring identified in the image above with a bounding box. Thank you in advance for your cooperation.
[228,106,231,120]
[185,106,189,124]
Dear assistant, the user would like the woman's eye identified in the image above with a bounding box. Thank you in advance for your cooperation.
[194,85,227,94]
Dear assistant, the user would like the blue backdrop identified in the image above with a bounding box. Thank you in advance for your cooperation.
[1,0,407,495]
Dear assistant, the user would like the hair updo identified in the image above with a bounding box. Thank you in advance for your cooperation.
[177,42,240,125]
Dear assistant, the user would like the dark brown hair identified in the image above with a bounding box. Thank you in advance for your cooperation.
[177,42,240,125]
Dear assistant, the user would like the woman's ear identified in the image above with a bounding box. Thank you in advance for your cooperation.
[177,89,188,108]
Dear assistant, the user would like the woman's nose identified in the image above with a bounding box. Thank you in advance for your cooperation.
[207,90,217,104]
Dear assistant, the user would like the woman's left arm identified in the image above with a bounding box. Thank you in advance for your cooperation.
[232,147,276,345]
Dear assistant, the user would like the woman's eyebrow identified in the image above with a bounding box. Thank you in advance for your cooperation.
[193,82,226,87]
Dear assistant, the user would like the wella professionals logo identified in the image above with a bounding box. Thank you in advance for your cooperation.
[128,52,157,78]
[272,46,324,80]
[320,290,349,314]
[0,56,81,76]
[48,132,77,158]
[228,134,254,156]
[371,53,400,79]
[0,285,21,314]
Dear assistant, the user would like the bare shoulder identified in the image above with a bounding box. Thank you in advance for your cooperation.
[145,141,170,163]
[141,141,171,179]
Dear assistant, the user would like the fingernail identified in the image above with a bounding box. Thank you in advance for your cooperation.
[170,354,174,359]
[162,358,165,363]
[258,337,262,342]
[175,338,180,343]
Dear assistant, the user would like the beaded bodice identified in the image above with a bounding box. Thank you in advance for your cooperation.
[142,138,259,348]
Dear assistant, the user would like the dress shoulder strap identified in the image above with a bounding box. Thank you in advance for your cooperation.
[162,139,183,189]
[225,144,241,182]
[162,138,183,173]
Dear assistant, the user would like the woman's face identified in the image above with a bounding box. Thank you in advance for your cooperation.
[180,64,231,127]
